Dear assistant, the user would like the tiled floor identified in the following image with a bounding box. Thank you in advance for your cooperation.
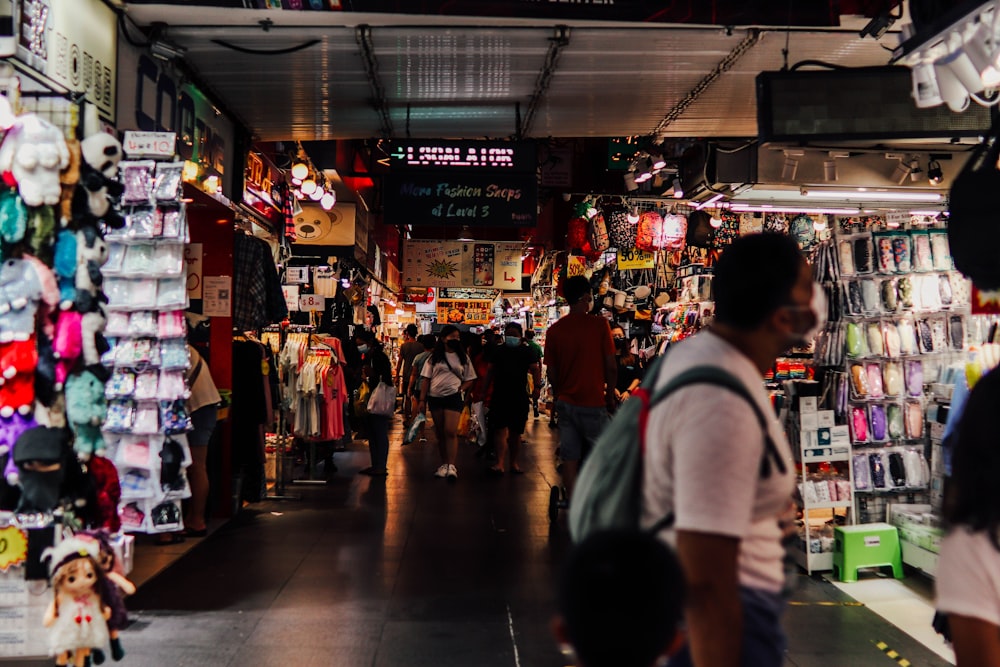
[49,413,955,667]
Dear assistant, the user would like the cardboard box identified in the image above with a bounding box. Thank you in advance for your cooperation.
[799,396,818,413]
[817,410,835,428]
[830,425,851,446]
[817,427,832,446]
[799,412,819,431]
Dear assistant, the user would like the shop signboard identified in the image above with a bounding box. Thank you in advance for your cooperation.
[617,248,655,270]
[437,299,493,326]
[403,240,524,289]
[384,172,536,227]
[299,294,325,312]
[14,0,117,120]
[566,255,587,278]
[117,39,235,196]
[244,150,285,216]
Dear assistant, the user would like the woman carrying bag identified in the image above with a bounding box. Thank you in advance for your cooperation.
[354,329,393,476]
[418,325,477,481]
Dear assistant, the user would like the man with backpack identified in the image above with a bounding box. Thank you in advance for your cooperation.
[638,233,817,667]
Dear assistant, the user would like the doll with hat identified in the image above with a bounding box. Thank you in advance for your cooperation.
[78,530,132,663]
[41,535,110,667]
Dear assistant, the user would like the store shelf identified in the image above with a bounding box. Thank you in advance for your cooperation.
[791,546,834,574]
[801,452,852,464]
[802,501,853,511]
[901,539,939,577]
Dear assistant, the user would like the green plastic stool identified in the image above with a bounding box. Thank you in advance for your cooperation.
[833,523,904,583]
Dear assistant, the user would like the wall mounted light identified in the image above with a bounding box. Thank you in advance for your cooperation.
[893,160,912,185]
[320,192,336,210]
[823,159,838,182]
[927,159,944,185]
[671,177,684,199]
[909,156,923,182]
[291,163,309,180]
[309,186,325,201]
[300,178,317,195]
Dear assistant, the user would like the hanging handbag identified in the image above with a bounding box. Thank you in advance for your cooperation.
[949,115,1000,289]
[567,217,589,253]
[589,213,610,253]
[661,214,687,251]
[606,206,636,249]
[636,211,663,252]
[685,210,714,248]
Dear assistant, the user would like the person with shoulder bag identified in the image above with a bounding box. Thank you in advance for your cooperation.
[417,325,477,481]
[354,329,393,476]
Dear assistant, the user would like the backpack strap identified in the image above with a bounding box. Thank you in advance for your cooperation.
[638,363,789,535]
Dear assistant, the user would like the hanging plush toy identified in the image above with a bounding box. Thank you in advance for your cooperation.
[79,530,131,663]
[65,370,106,459]
[0,114,70,208]
[41,536,111,667]
[72,133,125,230]
[84,457,120,534]
[74,226,108,314]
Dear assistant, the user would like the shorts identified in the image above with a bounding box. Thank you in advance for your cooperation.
[188,405,219,447]
[555,401,609,461]
[668,587,786,667]
[488,397,529,435]
[428,393,464,413]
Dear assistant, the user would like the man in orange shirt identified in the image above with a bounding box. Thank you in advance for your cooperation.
[544,275,617,501]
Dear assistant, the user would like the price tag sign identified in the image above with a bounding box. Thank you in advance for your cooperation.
[617,248,655,270]
[566,255,587,277]
[0,526,27,572]
[286,267,309,284]
[282,285,300,312]
[299,294,326,312]
[122,131,177,159]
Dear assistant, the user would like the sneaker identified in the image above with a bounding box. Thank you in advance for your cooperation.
[446,464,458,480]
[434,464,450,478]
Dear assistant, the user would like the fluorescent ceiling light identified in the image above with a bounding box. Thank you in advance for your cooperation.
[802,190,942,202]
[696,194,725,210]
[729,204,864,215]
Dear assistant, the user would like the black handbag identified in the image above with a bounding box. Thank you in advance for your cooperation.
[685,210,715,248]
[605,205,636,249]
[949,116,1000,289]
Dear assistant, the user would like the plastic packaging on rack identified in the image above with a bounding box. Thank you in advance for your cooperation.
[867,322,885,356]
[850,364,870,398]
[157,371,188,401]
[892,234,912,273]
[869,452,887,488]
[912,232,933,272]
[846,322,868,358]
[870,404,888,441]
[861,281,881,314]
[905,360,923,397]
[883,361,903,396]
[897,319,918,355]
[121,161,156,204]
[898,276,914,309]
[128,311,158,338]
[883,321,902,358]
[950,315,966,350]
[133,372,159,400]
[851,405,869,442]
[154,162,185,202]
[838,240,856,275]
[853,453,872,490]
[875,233,896,274]
[887,403,904,439]
[888,451,907,486]
[880,278,899,313]
[156,278,187,310]
[867,363,884,398]
[133,401,161,434]
[157,310,186,338]
[930,230,952,271]
[159,339,190,370]
[905,400,924,439]
[126,208,157,240]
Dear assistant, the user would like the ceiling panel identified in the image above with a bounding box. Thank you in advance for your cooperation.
[143,7,897,142]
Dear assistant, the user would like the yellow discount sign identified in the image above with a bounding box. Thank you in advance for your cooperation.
[0,525,27,572]
[617,248,655,270]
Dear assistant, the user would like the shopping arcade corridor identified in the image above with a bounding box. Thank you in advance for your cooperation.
[44,414,955,667]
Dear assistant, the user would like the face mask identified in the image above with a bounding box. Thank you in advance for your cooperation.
[446,339,461,351]
[614,337,626,349]
[504,336,520,347]
[16,467,65,513]
[357,345,369,354]
[786,282,827,346]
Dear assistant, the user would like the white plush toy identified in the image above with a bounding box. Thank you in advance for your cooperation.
[0,114,69,207]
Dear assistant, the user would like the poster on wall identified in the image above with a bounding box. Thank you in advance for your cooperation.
[403,240,523,288]
[203,276,232,317]
[436,299,493,325]
[185,243,203,299]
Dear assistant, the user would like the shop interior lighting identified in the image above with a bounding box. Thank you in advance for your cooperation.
[320,192,336,210]
[781,150,802,181]
[709,213,723,228]
[148,24,187,61]
[623,171,639,192]
[671,177,684,199]
[729,204,867,215]
[892,159,913,185]
[626,207,640,224]
[650,153,667,170]
[291,163,309,180]
[695,193,726,210]
[908,156,923,182]
[803,189,943,202]
[300,178,317,195]
[823,159,838,182]
[309,186,325,202]
[927,159,944,185]
[813,217,829,231]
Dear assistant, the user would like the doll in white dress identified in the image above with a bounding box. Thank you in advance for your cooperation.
[42,537,111,667]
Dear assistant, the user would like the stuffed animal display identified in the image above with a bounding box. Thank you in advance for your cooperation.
[0,114,70,207]
[75,133,125,230]
[79,529,131,661]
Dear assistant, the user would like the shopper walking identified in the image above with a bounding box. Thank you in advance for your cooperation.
[554,529,685,667]
[405,334,436,441]
[182,344,221,536]
[395,324,423,419]
[355,329,393,476]
[936,367,1000,666]
[611,324,644,407]
[544,275,616,500]
[524,329,543,418]
[417,325,476,480]
[640,233,808,667]
[483,322,541,474]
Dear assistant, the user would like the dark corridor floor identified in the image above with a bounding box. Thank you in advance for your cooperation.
[89,415,952,667]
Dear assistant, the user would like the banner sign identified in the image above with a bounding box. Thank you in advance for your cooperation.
[386,140,536,173]
[437,299,493,325]
[403,240,524,288]
[384,172,536,227]
[617,248,656,270]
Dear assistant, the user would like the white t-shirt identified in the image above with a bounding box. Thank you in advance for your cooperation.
[421,351,476,398]
[641,330,795,593]
[937,527,1000,626]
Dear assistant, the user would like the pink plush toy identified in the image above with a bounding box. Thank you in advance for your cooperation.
[52,310,82,389]
[21,254,59,338]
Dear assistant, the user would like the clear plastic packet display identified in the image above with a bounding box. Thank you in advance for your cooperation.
[887,403,904,439]
[104,244,126,274]
[154,162,185,202]
[867,322,885,357]
[883,361,903,397]
[105,311,130,337]
[861,280,881,315]
[850,363,870,398]
[918,274,942,311]
[930,230,952,271]
[897,276,914,309]
[851,405,869,442]
[853,453,872,490]
[905,400,924,439]
[129,311,158,338]
[105,369,136,399]
[883,320,902,358]
[853,235,874,274]
[151,243,185,276]
[846,321,868,358]
[158,310,187,338]
[951,273,972,307]
[117,436,154,469]
[133,401,161,434]
[159,206,188,241]
[120,470,153,500]
[157,278,188,310]
[838,239,856,276]
[911,231,933,272]
[891,234,912,273]
[134,371,160,401]
[938,273,953,308]
[158,370,188,401]
[160,338,190,370]
[105,400,135,432]
[880,278,899,313]
[950,315,966,350]
[897,318,918,355]
[161,399,191,434]
[123,244,156,275]
[870,403,888,442]
[866,362,884,399]
[121,161,157,204]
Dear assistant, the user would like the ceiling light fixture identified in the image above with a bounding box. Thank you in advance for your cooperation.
[291,163,309,180]
[696,193,726,210]
[320,192,336,210]
[148,23,187,61]
[803,189,943,202]
[823,158,838,182]
[624,172,639,192]
[300,179,317,195]
[650,153,667,170]
[909,156,923,182]
[671,177,684,199]
[927,159,944,185]
[892,160,913,186]
[626,207,640,224]
[729,204,865,215]
[309,186,325,201]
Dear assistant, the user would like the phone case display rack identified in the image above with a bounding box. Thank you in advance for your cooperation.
[804,215,996,573]
[100,151,194,535]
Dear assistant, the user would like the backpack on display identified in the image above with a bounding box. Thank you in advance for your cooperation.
[606,207,636,249]
[685,210,715,248]
[636,211,664,252]
[568,357,788,543]
[589,213,610,253]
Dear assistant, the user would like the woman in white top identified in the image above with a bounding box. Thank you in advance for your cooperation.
[417,325,476,481]
[936,367,1000,665]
